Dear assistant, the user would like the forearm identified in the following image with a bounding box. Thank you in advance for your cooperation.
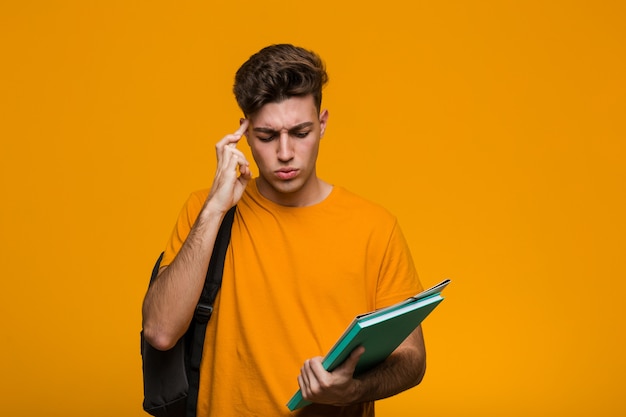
[141,201,226,350]
[351,328,426,403]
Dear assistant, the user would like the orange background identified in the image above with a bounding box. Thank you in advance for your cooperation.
[1,1,625,416]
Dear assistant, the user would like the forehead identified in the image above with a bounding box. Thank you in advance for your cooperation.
[250,95,318,129]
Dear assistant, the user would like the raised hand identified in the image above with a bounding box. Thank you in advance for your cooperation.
[207,119,251,213]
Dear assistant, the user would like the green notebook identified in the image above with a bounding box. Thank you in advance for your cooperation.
[286,279,450,411]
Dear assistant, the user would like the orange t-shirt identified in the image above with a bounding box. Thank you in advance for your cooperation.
[161,179,422,417]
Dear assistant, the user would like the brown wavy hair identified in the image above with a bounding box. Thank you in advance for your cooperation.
[233,44,328,117]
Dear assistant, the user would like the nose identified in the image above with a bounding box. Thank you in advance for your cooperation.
[277,132,294,162]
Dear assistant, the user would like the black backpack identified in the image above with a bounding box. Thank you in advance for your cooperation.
[141,206,236,417]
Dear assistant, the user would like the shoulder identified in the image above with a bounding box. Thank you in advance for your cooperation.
[188,189,210,204]
[331,186,397,221]
[173,189,210,224]
[325,186,400,237]
[182,189,210,212]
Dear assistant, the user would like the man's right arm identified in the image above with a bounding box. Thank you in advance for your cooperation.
[141,120,250,351]
[141,202,227,350]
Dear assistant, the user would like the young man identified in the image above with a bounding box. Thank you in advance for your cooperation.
[142,44,426,417]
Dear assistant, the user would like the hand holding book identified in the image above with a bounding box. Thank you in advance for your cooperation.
[287,279,451,410]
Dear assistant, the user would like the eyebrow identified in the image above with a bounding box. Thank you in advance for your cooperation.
[252,122,314,134]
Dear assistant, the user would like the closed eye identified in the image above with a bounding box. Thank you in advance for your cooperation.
[252,122,314,142]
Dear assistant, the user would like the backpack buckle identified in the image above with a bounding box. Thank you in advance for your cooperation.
[195,303,213,323]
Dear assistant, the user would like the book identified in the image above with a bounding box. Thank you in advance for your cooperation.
[286,279,451,411]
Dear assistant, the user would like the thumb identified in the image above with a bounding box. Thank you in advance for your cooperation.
[338,346,365,374]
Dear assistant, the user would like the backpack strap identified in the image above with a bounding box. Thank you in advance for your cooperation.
[148,252,164,285]
[186,205,237,417]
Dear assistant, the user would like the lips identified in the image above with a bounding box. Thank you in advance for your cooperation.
[275,168,298,180]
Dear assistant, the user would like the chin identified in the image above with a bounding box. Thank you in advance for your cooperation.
[272,180,303,195]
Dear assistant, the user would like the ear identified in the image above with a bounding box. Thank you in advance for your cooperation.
[319,109,329,138]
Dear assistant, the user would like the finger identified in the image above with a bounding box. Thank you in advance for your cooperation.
[297,366,309,397]
[307,356,330,383]
[302,360,321,397]
[219,133,244,150]
[298,373,314,400]
[223,145,248,161]
[301,360,312,385]
[339,346,365,374]
[218,144,249,172]
[216,120,249,151]
[224,120,249,149]
[224,146,250,167]
[215,136,237,156]
[238,163,252,181]
[234,118,249,136]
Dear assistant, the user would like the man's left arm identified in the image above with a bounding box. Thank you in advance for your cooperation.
[297,325,426,406]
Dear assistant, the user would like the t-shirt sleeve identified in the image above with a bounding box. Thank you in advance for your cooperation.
[160,190,208,267]
[375,219,423,309]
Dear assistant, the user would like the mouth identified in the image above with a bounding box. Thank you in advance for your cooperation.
[275,168,299,180]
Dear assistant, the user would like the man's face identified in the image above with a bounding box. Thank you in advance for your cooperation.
[245,95,329,207]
